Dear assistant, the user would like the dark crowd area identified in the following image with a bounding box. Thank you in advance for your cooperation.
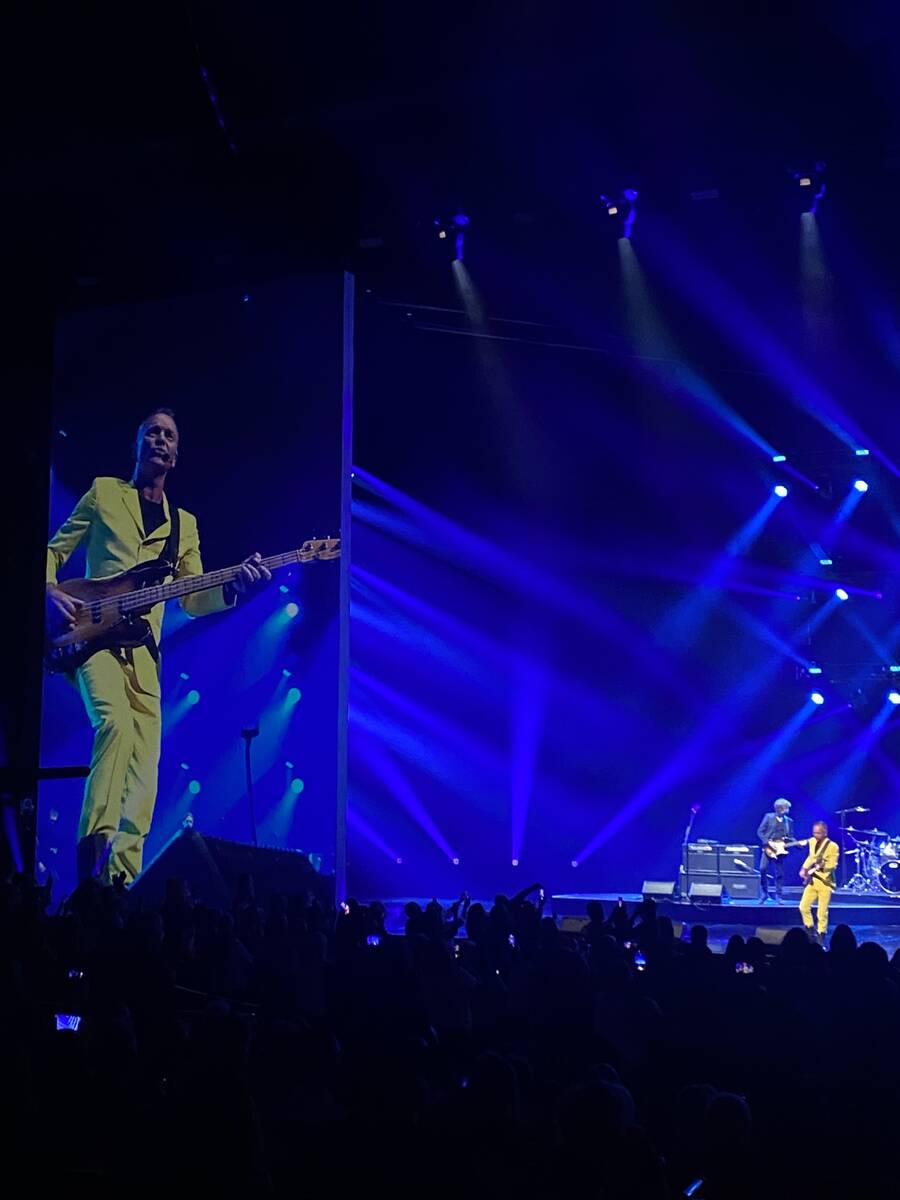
[1,875,895,1199]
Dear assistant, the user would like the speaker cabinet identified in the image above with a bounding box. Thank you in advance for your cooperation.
[131,829,333,909]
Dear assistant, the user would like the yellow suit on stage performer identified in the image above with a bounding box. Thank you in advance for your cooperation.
[46,409,269,885]
[798,820,840,940]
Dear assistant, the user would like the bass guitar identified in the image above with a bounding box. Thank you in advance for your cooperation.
[45,538,340,673]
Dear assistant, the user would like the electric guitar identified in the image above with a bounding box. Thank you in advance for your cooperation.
[799,841,832,884]
[762,838,806,860]
[45,538,340,673]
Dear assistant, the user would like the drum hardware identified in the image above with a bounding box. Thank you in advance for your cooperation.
[839,823,900,895]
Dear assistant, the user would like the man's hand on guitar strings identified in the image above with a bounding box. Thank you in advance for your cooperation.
[232,551,272,595]
[46,584,84,632]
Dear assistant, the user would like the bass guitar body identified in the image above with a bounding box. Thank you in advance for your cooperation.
[46,561,170,673]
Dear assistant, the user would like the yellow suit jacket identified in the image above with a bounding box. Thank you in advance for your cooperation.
[800,837,839,889]
[47,476,234,693]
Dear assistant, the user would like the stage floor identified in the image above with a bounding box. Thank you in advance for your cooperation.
[549,889,900,927]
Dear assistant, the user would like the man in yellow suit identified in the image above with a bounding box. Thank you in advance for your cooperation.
[46,408,269,886]
[798,820,840,944]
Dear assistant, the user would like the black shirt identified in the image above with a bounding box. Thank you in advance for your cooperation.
[140,494,165,536]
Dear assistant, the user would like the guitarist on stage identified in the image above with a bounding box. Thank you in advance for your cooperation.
[757,797,796,903]
[45,408,270,886]
[799,820,840,944]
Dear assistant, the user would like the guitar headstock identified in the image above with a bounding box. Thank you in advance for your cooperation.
[298,536,341,562]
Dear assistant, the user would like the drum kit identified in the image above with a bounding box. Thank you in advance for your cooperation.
[838,806,900,895]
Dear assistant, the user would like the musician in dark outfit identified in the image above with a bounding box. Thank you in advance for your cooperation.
[757,797,795,903]
[46,409,269,885]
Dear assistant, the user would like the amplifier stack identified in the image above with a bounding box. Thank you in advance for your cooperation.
[680,840,760,900]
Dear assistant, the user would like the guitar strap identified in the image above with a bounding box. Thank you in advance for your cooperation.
[143,505,181,665]
[160,504,181,577]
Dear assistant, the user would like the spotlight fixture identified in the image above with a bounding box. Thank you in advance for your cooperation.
[810,692,825,705]
[853,479,869,493]
[774,484,789,498]
[433,213,470,260]
[835,588,849,601]
[451,857,460,866]
[889,692,900,706]
[807,664,823,675]
[511,858,519,867]
[854,448,870,457]
[285,602,300,618]
[772,454,787,463]
[599,187,639,238]
[789,161,826,213]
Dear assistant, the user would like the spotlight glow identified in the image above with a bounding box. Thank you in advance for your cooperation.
[810,692,825,705]
[511,858,519,867]
[774,484,789,498]
[279,584,290,594]
[799,176,812,187]
[180,762,190,770]
[287,687,302,704]
[855,448,870,457]
[835,588,849,601]
[891,666,900,675]
[187,689,201,705]
[179,672,190,680]
[188,779,202,794]
[889,692,900,706]
[819,558,833,566]
[282,668,292,678]
[285,602,300,618]
[607,205,619,215]
[807,665,823,675]
[290,777,305,794]
[772,454,787,463]
[853,479,869,493]
[452,857,460,865]
[395,857,403,865]
[571,859,579,868]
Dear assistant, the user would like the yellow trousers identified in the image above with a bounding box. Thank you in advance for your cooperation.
[799,877,833,935]
[75,647,161,884]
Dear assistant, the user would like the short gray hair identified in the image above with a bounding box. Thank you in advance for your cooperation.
[774,798,792,811]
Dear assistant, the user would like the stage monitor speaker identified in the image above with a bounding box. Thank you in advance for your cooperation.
[131,829,333,910]
[642,880,676,898]
[755,927,788,946]
[688,881,723,901]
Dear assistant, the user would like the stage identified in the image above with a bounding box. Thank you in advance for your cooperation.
[550,889,900,930]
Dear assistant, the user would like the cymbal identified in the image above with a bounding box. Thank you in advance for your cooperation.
[836,806,870,814]
[844,827,887,838]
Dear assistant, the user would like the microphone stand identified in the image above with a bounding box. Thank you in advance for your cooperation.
[241,726,260,847]
[678,804,700,900]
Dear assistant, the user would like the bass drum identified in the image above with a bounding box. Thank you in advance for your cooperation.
[878,859,900,896]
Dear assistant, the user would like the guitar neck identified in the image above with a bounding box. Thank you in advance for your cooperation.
[122,550,300,612]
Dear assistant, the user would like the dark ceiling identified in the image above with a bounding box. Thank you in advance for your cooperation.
[5,1,900,309]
